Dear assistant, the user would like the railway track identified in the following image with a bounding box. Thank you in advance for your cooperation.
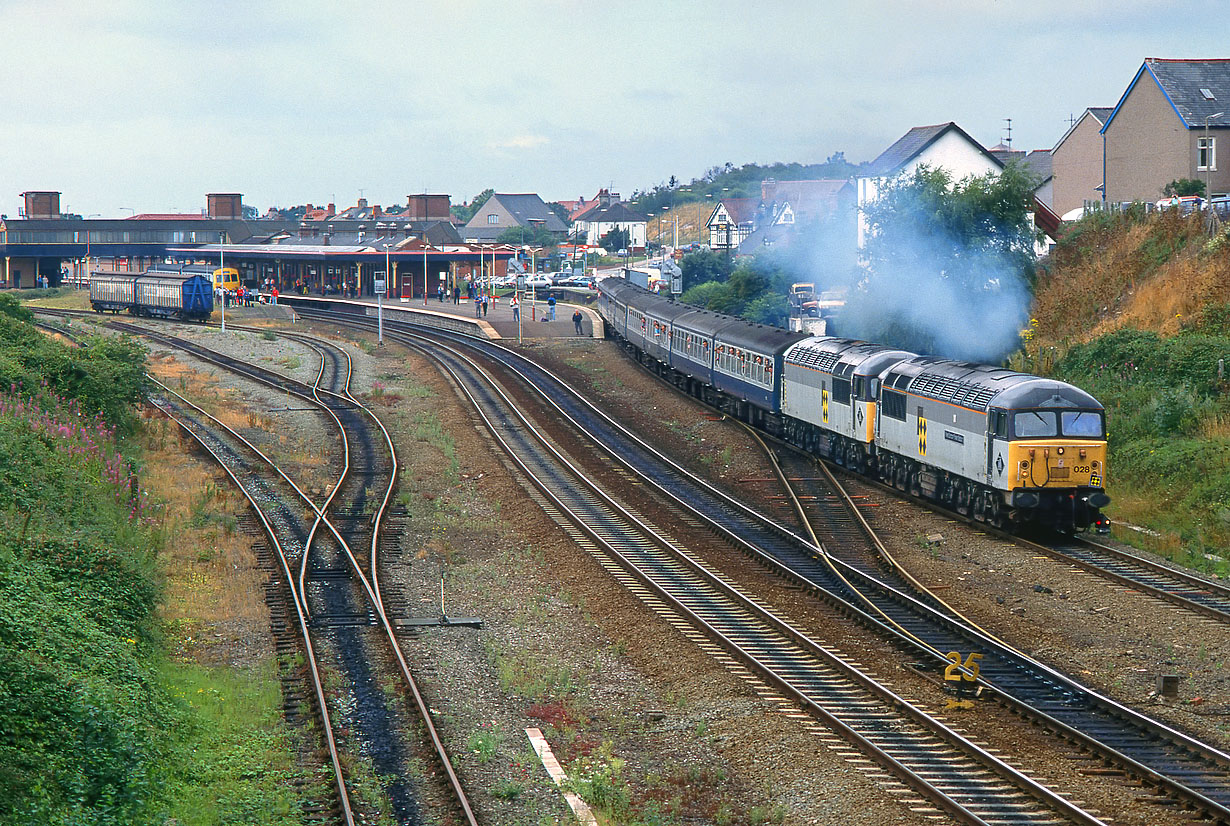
[288,306,1230,824]
[377,322,1107,825]
[66,314,477,826]
[1018,533,1230,622]
[147,379,355,823]
[821,454,1230,626]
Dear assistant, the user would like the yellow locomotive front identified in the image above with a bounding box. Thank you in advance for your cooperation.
[1000,405,1110,533]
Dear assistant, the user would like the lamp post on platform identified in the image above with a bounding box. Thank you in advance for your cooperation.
[422,239,429,306]
[219,231,227,333]
[379,244,389,345]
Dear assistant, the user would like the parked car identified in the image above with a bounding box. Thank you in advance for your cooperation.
[525,274,553,289]
[1155,195,1204,214]
[557,275,596,290]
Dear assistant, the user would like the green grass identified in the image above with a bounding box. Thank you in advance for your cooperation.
[412,412,461,483]
[157,662,309,825]
[0,299,312,825]
[1039,320,1230,571]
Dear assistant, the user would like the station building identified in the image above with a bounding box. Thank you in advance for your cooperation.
[0,191,514,298]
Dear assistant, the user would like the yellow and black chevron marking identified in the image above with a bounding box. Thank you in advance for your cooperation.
[822,388,829,424]
[917,415,927,456]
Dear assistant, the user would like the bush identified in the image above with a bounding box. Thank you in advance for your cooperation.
[0,391,167,824]
[1150,388,1200,435]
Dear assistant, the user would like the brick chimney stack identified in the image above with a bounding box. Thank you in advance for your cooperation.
[21,191,61,219]
[207,193,242,219]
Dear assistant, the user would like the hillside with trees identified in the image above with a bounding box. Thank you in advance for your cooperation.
[630,154,862,216]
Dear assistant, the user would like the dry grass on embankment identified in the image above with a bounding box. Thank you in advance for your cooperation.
[1031,211,1229,348]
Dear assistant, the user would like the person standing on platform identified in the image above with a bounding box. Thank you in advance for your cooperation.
[510,294,520,323]
[438,283,445,302]
[481,294,489,317]
[453,285,460,304]
[573,309,583,335]
[547,295,556,321]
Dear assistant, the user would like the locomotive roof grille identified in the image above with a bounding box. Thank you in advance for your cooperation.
[787,347,841,373]
[909,373,998,410]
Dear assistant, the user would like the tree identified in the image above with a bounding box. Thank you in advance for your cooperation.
[600,227,630,251]
[496,224,557,248]
[679,249,733,291]
[849,162,1041,361]
[451,189,494,223]
[546,202,572,227]
[1163,178,1206,198]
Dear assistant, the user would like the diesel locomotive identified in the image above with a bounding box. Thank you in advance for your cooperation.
[597,277,1109,533]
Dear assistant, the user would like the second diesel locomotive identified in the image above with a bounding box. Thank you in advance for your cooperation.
[597,277,1110,533]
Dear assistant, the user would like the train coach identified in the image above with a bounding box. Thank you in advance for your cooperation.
[597,277,1110,533]
[90,270,213,322]
[599,276,808,428]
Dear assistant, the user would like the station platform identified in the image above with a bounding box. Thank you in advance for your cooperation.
[266,292,603,341]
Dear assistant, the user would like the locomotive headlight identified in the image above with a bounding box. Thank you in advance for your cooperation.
[1057,447,1065,455]
[1020,460,1029,469]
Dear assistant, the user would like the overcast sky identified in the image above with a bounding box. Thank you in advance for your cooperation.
[2,0,1223,217]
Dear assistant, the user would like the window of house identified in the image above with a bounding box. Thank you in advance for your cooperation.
[487,214,500,224]
[1199,137,1217,171]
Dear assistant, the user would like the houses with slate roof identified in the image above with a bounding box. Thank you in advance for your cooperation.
[572,189,648,247]
[461,192,568,243]
[706,197,758,251]
[1098,58,1229,204]
[856,122,1003,249]
[703,179,854,254]
[1051,107,1114,217]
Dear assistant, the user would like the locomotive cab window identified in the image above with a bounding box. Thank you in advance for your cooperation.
[991,410,1008,439]
[852,376,865,399]
[1013,410,1057,438]
[1061,411,1104,438]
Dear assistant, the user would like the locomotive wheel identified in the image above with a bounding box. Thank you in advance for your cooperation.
[985,493,1005,528]
[955,483,970,515]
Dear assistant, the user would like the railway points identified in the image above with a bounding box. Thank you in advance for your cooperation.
[281,305,1230,824]
[28,304,1230,826]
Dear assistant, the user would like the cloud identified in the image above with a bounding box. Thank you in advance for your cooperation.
[488,135,550,151]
